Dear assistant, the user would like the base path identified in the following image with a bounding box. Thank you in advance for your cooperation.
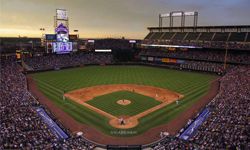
[64,84,183,129]
[27,75,220,145]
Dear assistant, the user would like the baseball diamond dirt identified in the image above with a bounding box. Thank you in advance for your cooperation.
[27,75,219,145]
[64,84,183,129]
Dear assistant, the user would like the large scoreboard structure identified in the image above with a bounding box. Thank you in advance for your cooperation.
[45,9,76,54]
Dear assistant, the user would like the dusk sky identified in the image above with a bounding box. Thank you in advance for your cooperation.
[0,0,250,39]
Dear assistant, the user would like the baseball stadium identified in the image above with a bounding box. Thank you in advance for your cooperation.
[1,1,250,150]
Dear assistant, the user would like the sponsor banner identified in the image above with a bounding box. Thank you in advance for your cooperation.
[168,58,177,63]
[148,57,154,61]
[141,56,147,61]
[179,108,211,140]
[36,107,68,140]
[177,59,185,64]
[45,34,56,40]
[180,48,188,51]
[154,57,162,62]
[168,47,176,51]
[162,58,169,63]
[162,58,178,63]
[95,49,112,52]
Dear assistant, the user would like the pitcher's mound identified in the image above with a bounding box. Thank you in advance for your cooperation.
[117,99,131,106]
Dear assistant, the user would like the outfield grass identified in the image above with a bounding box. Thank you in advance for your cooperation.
[32,65,217,137]
[86,91,161,116]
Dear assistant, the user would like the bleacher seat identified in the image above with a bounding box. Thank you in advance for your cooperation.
[198,33,214,41]
[213,33,229,41]
[228,32,246,42]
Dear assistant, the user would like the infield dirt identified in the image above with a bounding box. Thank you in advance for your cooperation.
[64,84,183,129]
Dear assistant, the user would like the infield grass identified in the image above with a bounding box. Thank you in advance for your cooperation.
[32,65,217,137]
[86,91,161,116]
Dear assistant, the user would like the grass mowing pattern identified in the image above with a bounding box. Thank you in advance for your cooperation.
[86,91,161,116]
[32,65,217,136]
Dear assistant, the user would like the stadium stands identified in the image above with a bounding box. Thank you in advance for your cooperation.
[228,32,246,42]
[24,52,113,71]
[150,32,164,40]
[0,57,96,149]
[185,32,200,41]
[161,32,175,40]
[172,32,187,41]
[144,26,250,50]
[139,48,250,64]
[212,33,229,41]
[151,66,250,149]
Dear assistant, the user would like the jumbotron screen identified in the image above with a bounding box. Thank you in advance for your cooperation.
[53,42,72,54]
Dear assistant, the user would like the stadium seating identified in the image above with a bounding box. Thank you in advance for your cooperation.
[185,32,200,41]
[138,49,250,65]
[172,32,187,41]
[150,32,164,40]
[161,32,175,40]
[228,32,247,42]
[246,33,250,42]
[212,33,229,41]
[144,32,154,40]
[24,52,113,71]
[0,58,96,149]
[151,66,250,149]
[198,32,214,41]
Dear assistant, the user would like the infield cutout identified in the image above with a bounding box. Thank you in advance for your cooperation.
[117,99,131,106]
[64,84,183,129]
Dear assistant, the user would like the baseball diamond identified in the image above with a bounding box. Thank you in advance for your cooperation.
[2,2,250,149]
[30,65,217,141]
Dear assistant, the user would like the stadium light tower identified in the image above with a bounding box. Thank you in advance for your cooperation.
[74,29,79,38]
[39,28,46,46]
[159,11,198,28]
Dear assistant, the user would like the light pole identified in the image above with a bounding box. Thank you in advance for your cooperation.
[40,28,46,48]
[73,29,79,38]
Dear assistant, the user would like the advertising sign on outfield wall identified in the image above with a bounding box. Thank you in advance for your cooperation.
[141,56,147,61]
[154,57,162,62]
[148,57,154,61]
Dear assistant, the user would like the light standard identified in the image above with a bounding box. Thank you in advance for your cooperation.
[40,28,45,45]
[73,29,79,38]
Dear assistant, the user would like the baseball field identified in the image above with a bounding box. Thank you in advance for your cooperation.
[31,65,217,138]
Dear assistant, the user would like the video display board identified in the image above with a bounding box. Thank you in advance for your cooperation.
[53,42,72,54]
[45,34,56,40]
[53,23,72,54]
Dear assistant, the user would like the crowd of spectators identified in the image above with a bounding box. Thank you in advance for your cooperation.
[0,57,96,149]
[180,61,230,74]
[151,66,250,149]
[189,66,250,149]
[24,52,113,71]
[139,49,250,64]
[142,39,250,50]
